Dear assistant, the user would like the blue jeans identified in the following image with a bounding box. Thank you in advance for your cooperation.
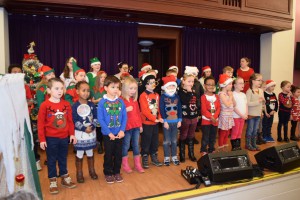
[122,127,140,157]
[163,123,178,157]
[45,137,69,178]
[246,117,261,138]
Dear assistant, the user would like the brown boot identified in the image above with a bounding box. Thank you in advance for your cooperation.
[76,156,84,183]
[87,156,98,180]
[49,177,59,194]
[61,174,76,189]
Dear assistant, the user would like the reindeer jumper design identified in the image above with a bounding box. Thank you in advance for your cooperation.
[164,98,178,120]
[47,106,67,128]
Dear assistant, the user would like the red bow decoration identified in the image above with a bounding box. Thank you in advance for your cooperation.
[23,54,36,60]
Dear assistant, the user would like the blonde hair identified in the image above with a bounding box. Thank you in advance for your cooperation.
[223,66,234,73]
[121,77,138,101]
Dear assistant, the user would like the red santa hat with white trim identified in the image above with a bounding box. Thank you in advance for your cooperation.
[184,66,199,75]
[202,66,211,74]
[219,74,233,87]
[140,63,152,72]
[161,75,177,90]
[169,65,178,72]
[265,80,276,88]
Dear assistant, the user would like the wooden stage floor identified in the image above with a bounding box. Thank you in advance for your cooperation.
[37,123,300,200]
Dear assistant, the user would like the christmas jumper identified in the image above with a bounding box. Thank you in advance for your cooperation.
[201,94,221,126]
[264,91,278,114]
[37,99,74,143]
[159,93,182,123]
[97,95,127,136]
[87,72,97,88]
[120,97,143,130]
[139,90,162,125]
[178,87,199,119]
[237,67,254,93]
[65,84,79,106]
[278,92,292,113]
[291,97,300,121]
[72,101,97,150]
[36,84,50,109]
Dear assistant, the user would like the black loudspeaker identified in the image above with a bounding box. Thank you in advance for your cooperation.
[255,142,300,173]
[197,150,253,183]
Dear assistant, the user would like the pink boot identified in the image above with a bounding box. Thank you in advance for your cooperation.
[122,156,132,173]
[134,156,145,173]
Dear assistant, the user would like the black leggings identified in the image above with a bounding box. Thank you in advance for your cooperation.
[290,120,298,138]
[277,111,290,139]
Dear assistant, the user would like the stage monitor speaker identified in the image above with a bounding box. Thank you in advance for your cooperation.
[255,142,300,173]
[197,150,253,183]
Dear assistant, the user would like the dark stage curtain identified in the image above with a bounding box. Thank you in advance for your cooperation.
[182,27,260,79]
[8,15,138,77]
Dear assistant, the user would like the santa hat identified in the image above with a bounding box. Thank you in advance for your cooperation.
[141,74,156,88]
[161,75,177,90]
[138,71,146,79]
[169,65,178,72]
[219,74,233,87]
[140,63,152,72]
[72,61,85,75]
[265,80,276,88]
[38,65,54,76]
[184,66,199,75]
[202,66,211,74]
[90,57,101,66]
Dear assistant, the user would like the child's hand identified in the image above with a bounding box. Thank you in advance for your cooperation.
[177,121,181,128]
[159,118,164,123]
[227,91,233,97]
[266,113,270,118]
[164,122,169,130]
[155,119,159,123]
[211,116,216,123]
[140,127,143,133]
[243,115,248,120]
[108,133,116,140]
[126,106,133,112]
[40,142,47,150]
[116,131,125,139]
[85,126,93,133]
[270,111,275,115]
[70,135,77,144]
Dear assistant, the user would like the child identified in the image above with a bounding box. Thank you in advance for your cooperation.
[72,81,98,183]
[237,57,255,93]
[277,81,292,142]
[120,77,144,173]
[65,61,86,105]
[168,65,181,86]
[262,80,278,142]
[218,74,234,152]
[178,73,198,162]
[139,74,163,168]
[232,77,248,150]
[87,57,101,88]
[97,76,127,183]
[90,71,107,154]
[37,78,77,194]
[246,73,265,150]
[216,66,234,94]
[160,75,182,166]
[256,81,267,145]
[200,76,220,155]
[199,66,211,91]
[290,85,300,141]
[60,57,76,88]
[36,65,55,109]
[138,63,153,79]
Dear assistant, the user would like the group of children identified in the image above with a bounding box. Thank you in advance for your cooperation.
[9,56,300,195]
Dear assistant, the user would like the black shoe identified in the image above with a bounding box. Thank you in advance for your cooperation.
[290,136,299,141]
[195,127,200,132]
[142,155,149,169]
[284,138,290,143]
[97,143,104,154]
[193,138,199,144]
[277,137,283,142]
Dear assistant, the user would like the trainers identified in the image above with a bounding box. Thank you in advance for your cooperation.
[264,136,275,143]
[36,160,42,171]
[105,175,115,184]
[61,174,76,189]
[164,157,170,166]
[114,174,123,183]
[171,156,180,166]
[142,155,149,169]
[151,154,163,167]
[49,178,59,194]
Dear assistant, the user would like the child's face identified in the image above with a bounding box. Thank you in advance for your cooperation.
[91,64,101,73]
[183,76,194,88]
[11,67,22,73]
[234,79,244,91]
[225,82,233,91]
[165,84,177,96]
[294,89,300,98]
[77,83,90,100]
[282,83,291,93]
[47,81,64,100]
[45,72,55,81]
[105,83,120,97]
[252,75,263,88]
[240,58,249,68]
[100,74,107,85]
[120,64,129,73]
[204,71,211,77]
[266,85,275,93]
[225,70,233,78]
[169,72,178,78]
[75,72,86,82]
[128,83,137,97]
[260,83,266,91]
[204,79,215,93]
[145,79,157,91]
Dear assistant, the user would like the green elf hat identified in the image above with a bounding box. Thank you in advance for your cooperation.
[90,57,101,66]
[72,60,85,75]
[38,65,54,76]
